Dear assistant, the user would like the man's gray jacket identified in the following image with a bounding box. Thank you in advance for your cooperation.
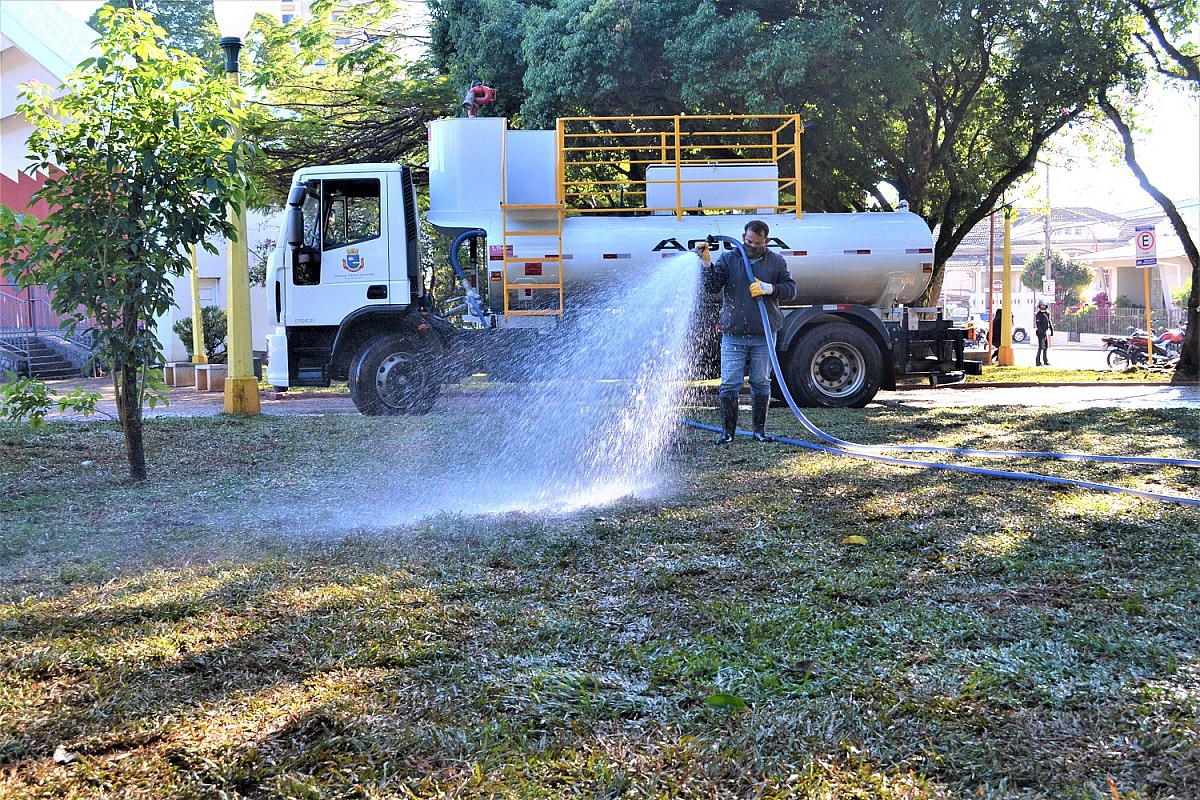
[703,248,797,337]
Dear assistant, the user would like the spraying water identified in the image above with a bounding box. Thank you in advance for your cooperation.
[471,253,705,511]
[326,252,708,526]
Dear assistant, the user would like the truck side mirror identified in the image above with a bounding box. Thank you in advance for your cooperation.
[285,206,304,248]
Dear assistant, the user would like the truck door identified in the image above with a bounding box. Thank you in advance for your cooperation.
[285,176,394,327]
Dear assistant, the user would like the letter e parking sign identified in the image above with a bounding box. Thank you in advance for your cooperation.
[1134,224,1157,267]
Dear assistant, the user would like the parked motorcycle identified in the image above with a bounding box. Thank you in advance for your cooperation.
[1150,325,1186,357]
[967,324,991,350]
[1103,326,1184,371]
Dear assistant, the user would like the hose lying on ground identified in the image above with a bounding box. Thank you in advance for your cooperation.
[684,237,1200,507]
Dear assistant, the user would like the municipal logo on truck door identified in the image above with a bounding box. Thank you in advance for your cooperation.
[342,248,365,272]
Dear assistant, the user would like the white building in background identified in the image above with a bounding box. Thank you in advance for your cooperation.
[941,202,1197,321]
[1077,218,1199,313]
[1,1,95,234]
[0,0,272,362]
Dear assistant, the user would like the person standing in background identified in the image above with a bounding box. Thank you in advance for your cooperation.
[991,309,1004,364]
[1035,301,1054,366]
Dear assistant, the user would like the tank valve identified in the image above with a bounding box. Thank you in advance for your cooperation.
[462,82,495,117]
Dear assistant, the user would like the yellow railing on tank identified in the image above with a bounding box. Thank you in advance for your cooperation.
[554,114,803,221]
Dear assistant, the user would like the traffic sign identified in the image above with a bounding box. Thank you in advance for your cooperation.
[992,279,1003,293]
[1042,279,1056,297]
[1135,224,1157,267]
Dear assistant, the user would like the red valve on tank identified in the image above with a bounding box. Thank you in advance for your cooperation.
[462,83,496,117]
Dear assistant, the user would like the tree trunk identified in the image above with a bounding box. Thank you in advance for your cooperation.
[1099,92,1200,383]
[114,361,148,482]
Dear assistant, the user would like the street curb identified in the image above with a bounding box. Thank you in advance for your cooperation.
[899,381,1191,391]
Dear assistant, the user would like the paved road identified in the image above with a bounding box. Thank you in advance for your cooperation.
[30,342,1199,420]
[33,378,358,419]
[899,341,1199,409]
[963,339,1115,370]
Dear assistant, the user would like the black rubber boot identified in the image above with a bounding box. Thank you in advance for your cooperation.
[751,395,771,442]
[716,396,738,444]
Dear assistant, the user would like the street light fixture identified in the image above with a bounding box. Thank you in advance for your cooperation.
[214,0,260,414]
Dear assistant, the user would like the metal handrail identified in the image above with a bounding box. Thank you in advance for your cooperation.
[0,287,58,332]
[555,114,803,221]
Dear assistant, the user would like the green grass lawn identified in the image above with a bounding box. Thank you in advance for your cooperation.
[2,405,1198,798]
[965,365,1176,384]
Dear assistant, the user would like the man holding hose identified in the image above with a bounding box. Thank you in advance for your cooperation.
[701,220,797,444]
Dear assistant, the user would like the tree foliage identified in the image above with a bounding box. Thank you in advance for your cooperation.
[0,8,248,481]
[88,0,222,69]
[242,0,455,202]
[172,306,229,364]
[1020,248,1094,305]
[1100,0,1199,381]
[428,0,1140,302]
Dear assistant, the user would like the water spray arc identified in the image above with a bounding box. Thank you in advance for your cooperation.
[687,235,1200,507]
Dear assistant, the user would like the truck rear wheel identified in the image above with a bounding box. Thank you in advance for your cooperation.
[349,334,441,415]
[783,322,882,408]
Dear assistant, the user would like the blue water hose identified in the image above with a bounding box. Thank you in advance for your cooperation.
[449,229,489,326]
[687,235,1200,507]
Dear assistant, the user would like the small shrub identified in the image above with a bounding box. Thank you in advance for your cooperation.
[0,373,100,428]
[1171,280,1191,308]
[172,305,228,363]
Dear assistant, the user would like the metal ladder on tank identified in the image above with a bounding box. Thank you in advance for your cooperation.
[499,203,564,320]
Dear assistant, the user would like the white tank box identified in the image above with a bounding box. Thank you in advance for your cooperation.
[426,117,934,308]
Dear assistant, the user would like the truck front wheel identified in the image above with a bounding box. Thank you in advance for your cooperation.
[349,334,441,415]
[783,323,882,408]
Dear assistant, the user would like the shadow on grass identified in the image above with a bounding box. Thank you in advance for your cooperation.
[1,409,1198,796]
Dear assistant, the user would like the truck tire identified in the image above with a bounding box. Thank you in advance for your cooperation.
[783,322,882,408]
[349,334,441,415]
[1012,327,1028,343]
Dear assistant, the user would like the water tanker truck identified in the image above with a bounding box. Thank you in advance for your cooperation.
[264,113,981,414]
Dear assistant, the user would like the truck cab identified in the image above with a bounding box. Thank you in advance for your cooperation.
[266,164,435,395]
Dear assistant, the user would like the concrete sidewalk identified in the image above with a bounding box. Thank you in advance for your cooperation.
[37,377,357,420]
[26,339,1198,421]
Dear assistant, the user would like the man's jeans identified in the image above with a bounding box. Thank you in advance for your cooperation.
[719,334,775,399]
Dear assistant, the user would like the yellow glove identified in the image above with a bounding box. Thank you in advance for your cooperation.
[750,279,774,298]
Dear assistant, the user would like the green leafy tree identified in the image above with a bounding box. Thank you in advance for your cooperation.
[88,0,222,68]
[243,0,454,201]
[0,7,249,481]
[1172,280,1192,309]
[1020,249,1094,306]
[428,0,826,125]
[429,0,1138,304]
[793,0,1139,305]
[172,306,229,364]
[1098,0,1199,381]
